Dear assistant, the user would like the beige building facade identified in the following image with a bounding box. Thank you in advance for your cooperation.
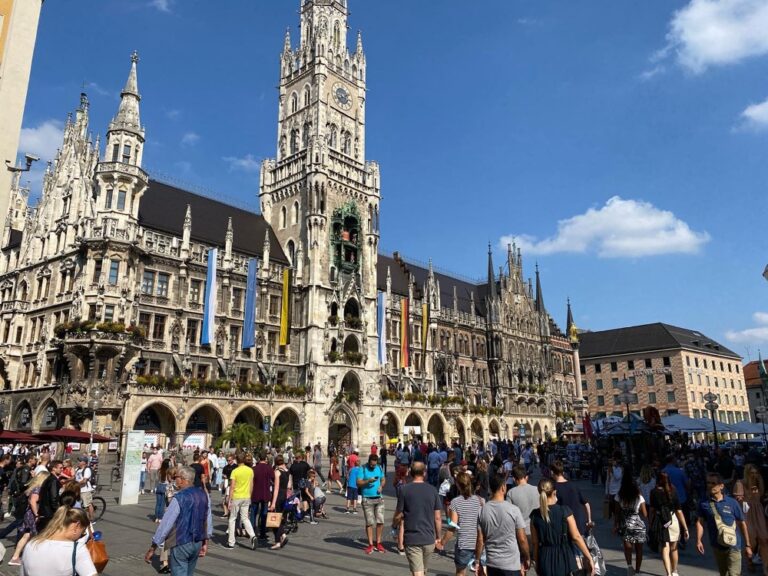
[0,0,43,236]
[578,323,749,424]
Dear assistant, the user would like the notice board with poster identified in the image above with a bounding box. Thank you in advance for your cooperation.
[119,430,145,505]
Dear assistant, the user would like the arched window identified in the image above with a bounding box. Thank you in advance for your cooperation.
[290,129,299,154]
[303,85,311,107]
[280,206,287,229]
[329,125,338,148]
[291,201,299,225]
[333,21,340,47]
[302,123,311,148]
[290,93,298,114]
[342,131,351,155]
[287,240,295,264]
[344,59,350,74]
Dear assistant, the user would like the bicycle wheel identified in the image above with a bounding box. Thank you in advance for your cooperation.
[91,496,107,523]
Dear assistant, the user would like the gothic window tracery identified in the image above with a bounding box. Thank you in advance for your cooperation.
[329,124,338,148]
[287,240,295,265]
[291,201,299,225]
[290,92,298,114]
[303,85,311,107]
[280,206,287,229]
[290,129,299,154]
[342,131,351,155]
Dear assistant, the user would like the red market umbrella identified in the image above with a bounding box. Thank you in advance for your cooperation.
[35,428,112,443]
[0,430,45,444]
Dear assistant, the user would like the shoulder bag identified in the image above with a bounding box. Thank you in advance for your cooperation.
[86,526,109,573]
[709,501,738,547]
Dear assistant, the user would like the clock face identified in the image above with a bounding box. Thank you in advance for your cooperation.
[332,83,352,110]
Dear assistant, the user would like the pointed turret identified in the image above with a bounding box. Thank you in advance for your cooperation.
[283,28,292,53]
[535,264,545,313]
[224,217,233,268]
[109,51,143,137]
[356,31,364,54]
[566,298,576,337]
[181,204,192,258]
[487,243,495,302]
[262,228,271,271]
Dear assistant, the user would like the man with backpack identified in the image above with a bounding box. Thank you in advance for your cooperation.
[75,455,95,521]
[0,456,33,540]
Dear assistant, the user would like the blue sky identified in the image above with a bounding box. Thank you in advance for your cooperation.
[16,0,768,360]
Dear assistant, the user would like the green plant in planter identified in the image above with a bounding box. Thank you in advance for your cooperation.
[328,350,340,363]
[345,315,362,329]
[328,315,339,326]
[343,351,363,365]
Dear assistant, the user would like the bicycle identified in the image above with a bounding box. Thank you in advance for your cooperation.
[91,485,107,523]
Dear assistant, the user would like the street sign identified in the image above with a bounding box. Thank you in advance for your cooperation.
[264,415,271,432]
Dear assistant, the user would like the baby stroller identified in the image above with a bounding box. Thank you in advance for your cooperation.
[282,495,303,534]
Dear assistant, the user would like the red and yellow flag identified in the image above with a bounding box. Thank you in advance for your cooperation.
[400,298,410,368]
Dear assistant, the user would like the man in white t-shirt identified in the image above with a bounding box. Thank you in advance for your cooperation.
[75,456,95,521]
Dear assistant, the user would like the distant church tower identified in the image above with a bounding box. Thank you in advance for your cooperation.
[259,0,382,447]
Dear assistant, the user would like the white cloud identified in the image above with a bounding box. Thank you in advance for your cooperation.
[738,97,768,130]
[180,131,200,146]
[223,154,260,173]
[19,119,64,162]
[165,108,181,120]
[665,0,768,73]
[149,0,172,12]
[500,196,710,258]
[638,64,665,81]
[86,82,112,98]
[726,312,768,343]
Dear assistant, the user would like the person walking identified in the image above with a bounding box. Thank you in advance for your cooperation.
[662,456,690,549]
[614,469,648,576]
[696,472,752,576]
[224,454,257,550]
[36,459,63,531]
[476,473,531,576]
[154,459,171,523]
[145,466,213,575]
[250,450,273,543]
[551,460,592,541]
[507,464,540,542]
[530,478,593,576]
[20,507,97,576]
[7,471,49,566]
[357,453,386,554]
[649,470,689,576]
[743,464,768,576]
[146,447,163,495]
[393,462,443,576]
[605,455,623,519]
[441,471,483,576]
[346,456,361,514]
[312,444,326,485]
[328,454,344,495]
[268,455,290,550]
[74,456,95,522]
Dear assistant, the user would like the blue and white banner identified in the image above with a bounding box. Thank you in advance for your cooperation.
[377,292,387,366]
[242,258,258,349]
[201,248,218,345]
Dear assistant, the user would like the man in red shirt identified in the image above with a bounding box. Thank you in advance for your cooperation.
[370,442,378,456]
[347,448,360,470]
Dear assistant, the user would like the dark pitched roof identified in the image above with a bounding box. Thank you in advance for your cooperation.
[579,322,740,360]
[139,179,287,264]
[376,252,486,316]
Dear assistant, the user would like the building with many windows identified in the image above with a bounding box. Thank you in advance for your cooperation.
[0,0,578,451]
[578,323,749,423]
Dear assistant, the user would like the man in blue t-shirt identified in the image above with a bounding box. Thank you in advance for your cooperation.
[357,453,386,554]
[696,472,752,576]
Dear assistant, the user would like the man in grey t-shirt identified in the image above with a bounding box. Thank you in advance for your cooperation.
[476,472,530,576]
[506,465,540,535]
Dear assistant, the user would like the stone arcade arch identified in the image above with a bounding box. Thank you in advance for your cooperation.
[379,411,399,445]
[274,407,301,448]
[38,400,60,431]
[328,404,356,451]
[184,404,224,450]
[455,418,467,446]
[14,401,32,431]
[488,419,501,440]
[234,405,265,431]
[533,422,542,441]
[133,402,177,448]
[427,413,445,444]
[404,413,423,441]
[470,418,484,444]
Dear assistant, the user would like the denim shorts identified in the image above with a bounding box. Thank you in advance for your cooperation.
[346,487,358,502]
[454,545,486,568]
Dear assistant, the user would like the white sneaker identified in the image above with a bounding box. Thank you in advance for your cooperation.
[671,572,679,576]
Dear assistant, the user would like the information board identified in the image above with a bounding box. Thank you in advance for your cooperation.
[119,430,145,506]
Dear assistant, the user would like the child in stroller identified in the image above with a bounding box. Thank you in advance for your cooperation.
[282,494,303,534]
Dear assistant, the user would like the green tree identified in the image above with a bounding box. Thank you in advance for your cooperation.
[215,423,261,451]
[267,423,294,449]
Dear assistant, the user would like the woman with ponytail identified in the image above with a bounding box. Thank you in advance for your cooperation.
[20,506,97,575]
[614,468,648,576]
[530,478,593,576]
[649,470,688,576]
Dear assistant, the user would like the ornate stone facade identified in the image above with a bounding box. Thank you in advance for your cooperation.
[0,0,577,451]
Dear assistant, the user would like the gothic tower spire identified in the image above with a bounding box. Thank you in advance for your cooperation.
[566,298,575,335]
[110,51,142,137]
[535,263,545,313]
[487,243,495,302]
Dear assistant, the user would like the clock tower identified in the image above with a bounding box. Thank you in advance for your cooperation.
[259,0,382,448]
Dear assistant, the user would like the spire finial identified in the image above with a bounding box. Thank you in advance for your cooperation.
[284,27,292,52]
[131,50,139,64]
[356,30,364,53]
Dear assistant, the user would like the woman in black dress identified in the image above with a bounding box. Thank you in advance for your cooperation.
[268,455,291,550]
[530,478,593,576]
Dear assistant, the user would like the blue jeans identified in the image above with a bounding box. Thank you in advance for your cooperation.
[249,500,269,538]
[155,492,166,520]
[428,467,439,486]
[140,471,147,491]
[170,541,202,576]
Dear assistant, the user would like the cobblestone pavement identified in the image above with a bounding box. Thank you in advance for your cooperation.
[0,471,725,576]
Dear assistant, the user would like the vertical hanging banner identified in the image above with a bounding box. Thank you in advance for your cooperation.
[400,297,410,368]
[200,248,218,345]
[242,258,259,349]
[421,299,430,371]
[377,292,387,366]
[279,268,292,346]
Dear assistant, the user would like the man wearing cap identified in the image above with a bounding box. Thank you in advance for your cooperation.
[357,453,386,554]
[75,455,95,521]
